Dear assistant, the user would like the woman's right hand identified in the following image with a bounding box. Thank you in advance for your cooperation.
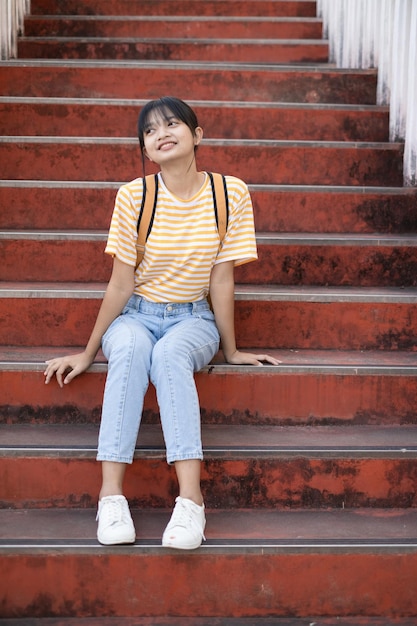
[43,258,135,389]
[44,351,94,388]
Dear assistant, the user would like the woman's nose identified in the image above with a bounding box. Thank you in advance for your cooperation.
[156,124,169,139]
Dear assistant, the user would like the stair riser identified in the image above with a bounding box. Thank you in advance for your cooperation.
[30,0,318,17]
[18,40,329,64]
[2,456,417,509]
[0,103,389,142]
[0,143,403,186]
[2,370,417,427]
[24,17,323,39]
[1,186,415,234]
[2,298,417,350]
[2,240,417,287]
[0,66,378,104]
[237,244,417,287]
[3,552,416,619]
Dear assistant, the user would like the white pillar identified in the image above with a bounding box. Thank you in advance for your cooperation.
[404,0,417,185]
[0,0,30,59]
[318,0,417,186]
[327,0,344,65]
[389,0,412,141]
[376,0,395,105]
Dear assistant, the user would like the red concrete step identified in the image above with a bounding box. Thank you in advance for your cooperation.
[3,617,415,626]
[0,61,378,104]
[0,138,404,186]
[2,423,417,509]
[1,182,415,234]
[17,37,329,64]
[237,233,417,287]
[0,617,414,626]
[0,98,389,142]
[1,508,416,619]
[2,232,417,287]
[24,15,323,40]
[30,0,318,18]
[2,347,417,427]
[1,283,417,350]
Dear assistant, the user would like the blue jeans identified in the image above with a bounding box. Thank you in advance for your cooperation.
[97,295,220,464]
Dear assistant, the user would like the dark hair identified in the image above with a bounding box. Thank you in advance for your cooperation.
[137,96,200,173]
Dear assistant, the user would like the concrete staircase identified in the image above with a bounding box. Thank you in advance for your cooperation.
[1,0,417,622]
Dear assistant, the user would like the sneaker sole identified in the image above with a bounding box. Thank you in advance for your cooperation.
[162,538,203,550]
[97,534,136,546]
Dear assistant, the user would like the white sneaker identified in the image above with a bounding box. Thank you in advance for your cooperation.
[162,496,206,550]
[96,495,136,545]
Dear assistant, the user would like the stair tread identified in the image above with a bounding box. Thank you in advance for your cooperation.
[2,180,414,193]
[1,507,416,550]
[2,616,416,626]
[4,97,384,111]
[2,423,417,456]
[0,58,369,70]
[20,36,327,44]
[2,230,416,246]
[25,15,323,23]
[0,135,402,148]
[2,346,417,373]
[2,282,416,302]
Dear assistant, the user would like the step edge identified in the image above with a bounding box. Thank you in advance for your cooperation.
[19,35,329,44]
[3,346,417,375]
[1,540,416,555]
[2,447,416,460]
[24,15,324,24]
[3,230,416,246]
[0,59,371,73]
[0,135,403,148]
[1,283,417,303]
[0,95,389,112]
[1,180,415,196]
[2,361,417,376]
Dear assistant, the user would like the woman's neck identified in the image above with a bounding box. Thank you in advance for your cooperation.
[159,165,205,200]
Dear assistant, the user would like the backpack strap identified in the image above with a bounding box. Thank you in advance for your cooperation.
[208,172,229,245]
[135,174,158,269]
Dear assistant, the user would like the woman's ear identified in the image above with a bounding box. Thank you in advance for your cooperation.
[194,126,203,146]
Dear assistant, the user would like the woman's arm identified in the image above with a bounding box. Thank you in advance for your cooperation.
[209,260,280,366]
[44,257,135,387]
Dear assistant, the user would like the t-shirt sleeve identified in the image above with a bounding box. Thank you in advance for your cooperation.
[105,182,141,267]
[215,176,258,267]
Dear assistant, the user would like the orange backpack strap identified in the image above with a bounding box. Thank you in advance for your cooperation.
[135,174,158,269]
[208,172,229,245]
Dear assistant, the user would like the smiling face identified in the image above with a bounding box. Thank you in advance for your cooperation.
[138,97,203,170]
[143,112,202,165]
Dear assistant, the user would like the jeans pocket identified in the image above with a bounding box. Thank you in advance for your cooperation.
[196,308,216,323]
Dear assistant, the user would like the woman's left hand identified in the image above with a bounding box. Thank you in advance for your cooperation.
[224,350,281,366]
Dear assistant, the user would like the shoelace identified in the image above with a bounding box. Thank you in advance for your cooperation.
[96,498,125,526]
[168,499,206,540]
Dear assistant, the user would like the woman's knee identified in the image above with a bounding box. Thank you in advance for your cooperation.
[103,316,154,365]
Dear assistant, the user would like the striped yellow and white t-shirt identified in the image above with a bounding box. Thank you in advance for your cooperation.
[105,172,257,303]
